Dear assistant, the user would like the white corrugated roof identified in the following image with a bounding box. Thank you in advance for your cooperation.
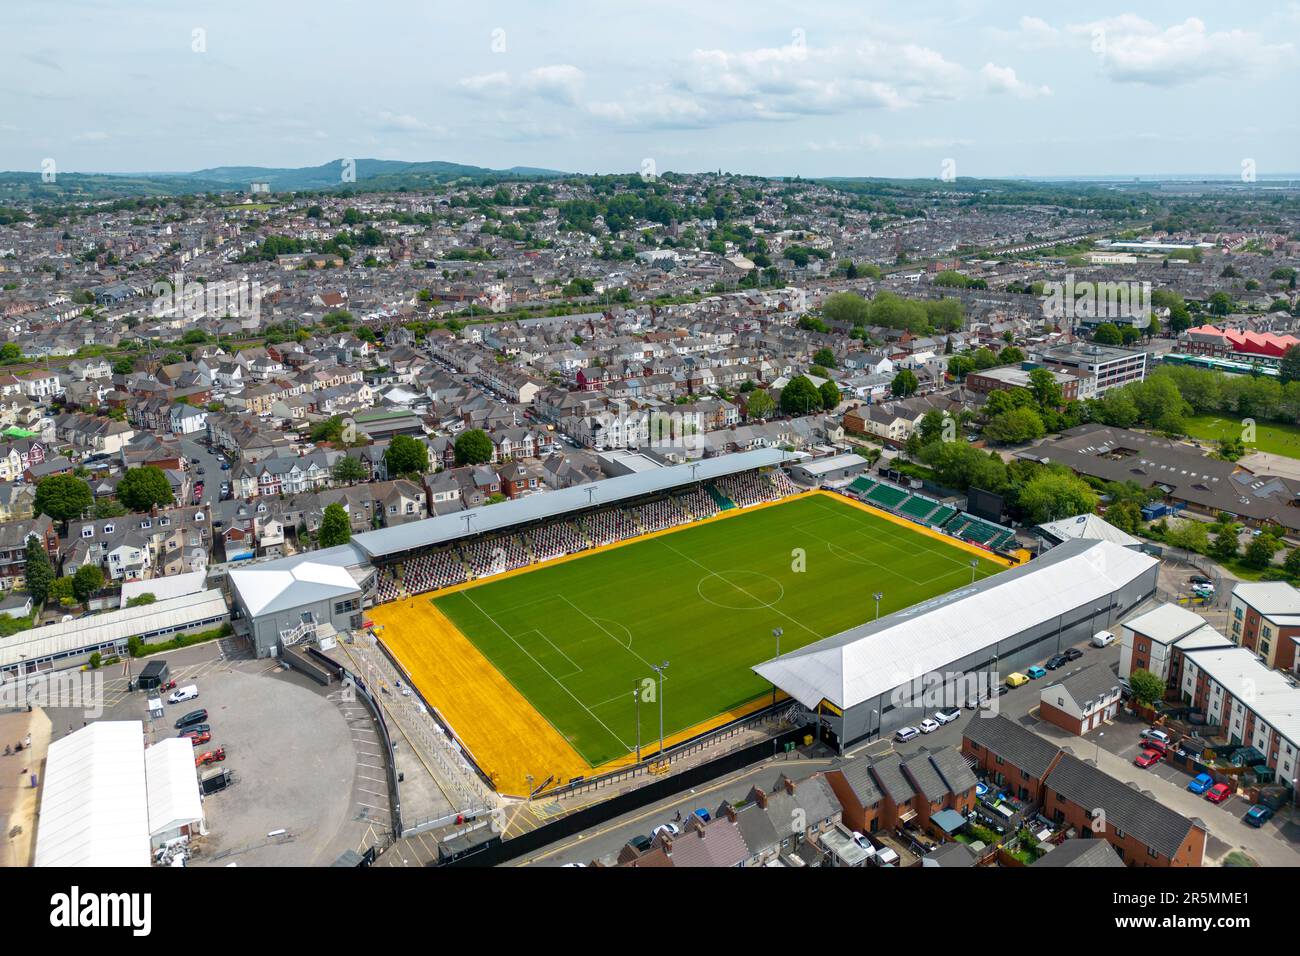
[120,570,207,608]
[0,590,229,670]
[1122,602,1213,646]
[228,559,360,618]
[35,721,151,867]
[1038,513,1141,548]
[1184,645,1300,750]
[144,737,204,838]
[754,539,1157,711]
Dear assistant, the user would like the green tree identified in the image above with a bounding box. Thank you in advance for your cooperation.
[1092,323,1123,346]
[890,369,919,398]
[34,474,93,527]
[112,357,134,375]
[72,564,104,604]
[1284,547,1300,579]
[23,535,54,605]
[745,389,775,420]
[318,502,352,548]
[947,355,976,379]
[0,343,21,362]
[385,434,429,477]
[1209,530,1239,562]
[818,379,841,410]
[1164,518,1209,554]
[453,429,494,466]
[331,456,367,484]
[1017,471,1098,522]
[1243,535,1279,570]
[780,375,822,415]
[1027,368,1063,411]
[1280,345,1300,386]
[984,407,1045,445]
[1105,500,1143,535]
[1129,668,1165,707]
[116,466,175,512]
[812,347,837,368]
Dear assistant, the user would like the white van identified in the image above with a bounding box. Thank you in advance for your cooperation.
[167,684,199,704]
[1091,630,1115,648]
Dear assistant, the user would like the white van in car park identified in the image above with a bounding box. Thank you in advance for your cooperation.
[167,684,199,704]
[1091,630,1115,648]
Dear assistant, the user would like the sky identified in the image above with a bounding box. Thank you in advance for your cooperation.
[4,0,1300,179]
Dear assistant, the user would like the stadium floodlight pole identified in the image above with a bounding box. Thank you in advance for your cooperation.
[633,683,641,763]
[651,661,669,758]
[873,592,883,620]
[771,628,784,707]
[970,558,978,584]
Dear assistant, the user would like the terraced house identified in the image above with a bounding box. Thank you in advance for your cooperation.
[232,449,343,498]
[53,411,135,455]
[63,506,212,581]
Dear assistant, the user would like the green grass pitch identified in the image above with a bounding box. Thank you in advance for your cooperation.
[433,494,1004,766]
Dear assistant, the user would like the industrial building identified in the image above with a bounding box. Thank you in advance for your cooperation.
[754,538,1159,747]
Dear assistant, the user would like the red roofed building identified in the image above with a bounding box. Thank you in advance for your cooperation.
[1183,325,1300,367]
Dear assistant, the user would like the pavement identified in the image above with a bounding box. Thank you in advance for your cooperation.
[177,434,230,508]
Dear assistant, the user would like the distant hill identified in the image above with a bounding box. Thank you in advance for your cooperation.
[0,158,570,202]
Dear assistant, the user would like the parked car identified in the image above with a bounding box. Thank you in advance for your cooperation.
[1206,783,1233,804]
[1187,773,1213,794]
[919,718,940,734]
[174,708,207,729]
[933,708,961,725]
[167,684,199,705]
[1141,728,1172,746]
[1243,805,1274,827]
[181,730,211,747]
[692,808,711,824]
[1092,631,1115,648]
[896,726,920,742]
[1189,575,1213,586]
[628,834,653,852]
[1134,749,1163,768]
[1063,647,1084,661]
[851,831,873,851]
[1005,673,1030,688]
[1045,655,1069,670]
[1026,666,1047,679]
[1141,738,1169,756]
[652,822,680,840]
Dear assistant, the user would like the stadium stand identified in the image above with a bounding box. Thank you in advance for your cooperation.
[847,476,878,497]
[704,482,736,512]
[631,497,688,534]
[865,483,909,510]
[401,547,468,594]
[462,534,530,578]
[716,471,785,508]
[946,514,1016,551]
[529,520,589,561]
[898,494,940,523]
[679,486,721,520]
[583,507,639,547]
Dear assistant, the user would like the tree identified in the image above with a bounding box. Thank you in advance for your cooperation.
[1027,368,1063,411]
[983,407,1045,445]
[1105,500,1143,535]
[1129,668,1165,707]
[454,429,494,466]
[126,592,157,608]
[818,379,841,410]
[947,355,976,379]
[812,347,837,368]
[745,389,775,420]
[1092,323,1123,346]
[0,343,21,362]
[1164,518,1209,554]
[34,474,93,526]
[318,503,352,548]
[1284,547,1300,579]
[112,357,134,375]
[385,434,429,476]
[23,535,53,605]
[1280,345,1300,386]
[1017,471,1099,523]
[72,564,104,604]
[1243,535,1279,570]
[1209,530,1239,562]
[331,456,367,485]
[780,375,821,415]
[116,466,174,512]
[890,369,919,398]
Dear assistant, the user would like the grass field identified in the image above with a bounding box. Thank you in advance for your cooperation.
[1182,413,1300,459]
[429,493,1004,769]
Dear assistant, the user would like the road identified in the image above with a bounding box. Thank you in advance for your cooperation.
[177,434,229,508]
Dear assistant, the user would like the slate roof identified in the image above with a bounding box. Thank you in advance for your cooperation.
[961,712,1062,779]
[1043,753,1203,859]
[1033,838,1125,868]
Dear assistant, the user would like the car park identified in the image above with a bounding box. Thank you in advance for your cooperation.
[1005,673,1030,688]
[1026,666,1047,679]
[1134,749,1162,768]
[919,718,940,734]
[1244,805,1274,827]
[1045,655,1068,670]
[1206,784,1233,804]
[1187,773,1213,794]
[933,708,961,725]
[896,726,920,742]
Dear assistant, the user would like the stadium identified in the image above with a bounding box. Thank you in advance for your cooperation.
[227,448,1152,798]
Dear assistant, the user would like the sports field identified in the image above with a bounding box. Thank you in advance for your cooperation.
[1182,413,1300,459]
[382,492,1005,787]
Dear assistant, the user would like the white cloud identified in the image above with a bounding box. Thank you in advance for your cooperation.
[1068,15,1295,85]
[458,65,585,105]
[376,111,431,132]
[980,63,1051,98]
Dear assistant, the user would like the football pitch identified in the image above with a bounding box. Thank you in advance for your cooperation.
[430,492,1006,768]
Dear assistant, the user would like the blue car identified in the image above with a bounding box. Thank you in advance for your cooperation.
[1243,805,1274,828]
[1187,773,1213,794]
[1026,666,1047,679]
[693,808,711,823]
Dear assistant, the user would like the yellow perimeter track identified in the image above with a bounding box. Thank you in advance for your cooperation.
[369,489,1013,797]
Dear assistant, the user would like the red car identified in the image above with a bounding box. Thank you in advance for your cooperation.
[1206,783,1233,804]
[1134,748,1163,768]
[1141,738,1169,756]
[181,730,211,747]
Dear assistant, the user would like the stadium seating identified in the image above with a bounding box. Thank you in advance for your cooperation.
[529,520,589,561]
[946,514,1016,551]
[679,487,720,520]
[716,471,786,508]
[400,548,468,595]
[631,497,688,534]
[865,483,909,510]
[584,507,638,547]
[847,476,878,497]
[898,495,940,523]
[462,534,530,578]
[929,505,958,528]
